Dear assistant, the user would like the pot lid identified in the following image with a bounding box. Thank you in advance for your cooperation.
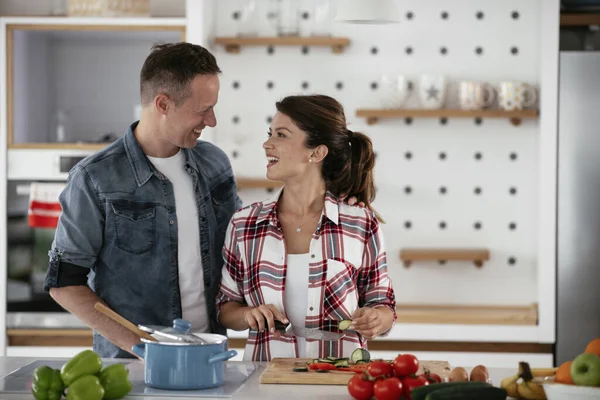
[138,318,208,345]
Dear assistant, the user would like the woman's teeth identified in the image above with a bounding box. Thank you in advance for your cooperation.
[267,156,279,165]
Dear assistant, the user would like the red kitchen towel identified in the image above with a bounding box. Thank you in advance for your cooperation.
[28,183,66,229]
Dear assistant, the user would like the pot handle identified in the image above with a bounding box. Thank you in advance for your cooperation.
[208,350,237,364]
[131,343,146,360]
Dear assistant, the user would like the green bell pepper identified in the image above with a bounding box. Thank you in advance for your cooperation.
[98,363,133,399]
[60,349,103,386]
[65,375,105,400]
[31,365,64,400]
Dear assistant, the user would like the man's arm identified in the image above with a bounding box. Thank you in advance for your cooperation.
[49,286,142,356]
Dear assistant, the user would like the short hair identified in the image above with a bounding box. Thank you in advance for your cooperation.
[140,42,221,106]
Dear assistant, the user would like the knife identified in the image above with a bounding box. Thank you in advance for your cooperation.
[274,321,346,341]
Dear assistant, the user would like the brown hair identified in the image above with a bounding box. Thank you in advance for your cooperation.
[275,95,383,221]
[140,42,221,106]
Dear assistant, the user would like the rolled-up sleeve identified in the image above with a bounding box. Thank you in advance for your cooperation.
[358,214,397,332]
[44,166,105,290]
[216,219,246,318]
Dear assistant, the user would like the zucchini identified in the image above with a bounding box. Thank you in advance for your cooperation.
[338,319,353,330]
[424,386,506,400]
[411,382,492,400]
[334,359,350,368]
[292,367,308,372]
[351,348,370,363]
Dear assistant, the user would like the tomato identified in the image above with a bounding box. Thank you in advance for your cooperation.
[373,377,403,400]
[350,364,370,374]
[402,375,429,399]
[309,362,336,370]
[392,354,419,377]
[367,361,394,379]
[347,374,374,400]
[424,371,442,383]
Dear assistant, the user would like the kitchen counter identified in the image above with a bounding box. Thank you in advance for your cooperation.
[0,356,518,399]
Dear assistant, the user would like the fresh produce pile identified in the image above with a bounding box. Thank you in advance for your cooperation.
[299,349,505,400]
[499,361,557,399]
[31,350,133,400]
[554,337,600,388]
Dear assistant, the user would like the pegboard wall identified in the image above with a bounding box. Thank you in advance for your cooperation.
[210,0,542,306]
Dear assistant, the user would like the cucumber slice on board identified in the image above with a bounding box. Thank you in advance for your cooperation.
[351,348,370,363]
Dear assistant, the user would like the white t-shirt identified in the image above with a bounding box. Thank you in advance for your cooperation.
[283,253,310,357]
[147,150,209,333]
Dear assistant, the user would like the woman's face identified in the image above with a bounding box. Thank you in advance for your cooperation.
[263,112,314,182]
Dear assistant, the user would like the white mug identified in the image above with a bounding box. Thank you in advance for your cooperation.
[419,75,447,109]
[498,82,537,110]
[380,75,412,108]
[458,81,496,110]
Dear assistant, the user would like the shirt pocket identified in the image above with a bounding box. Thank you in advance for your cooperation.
[210,176,237,234]
[110,200,157,254]
[323,259,359,321]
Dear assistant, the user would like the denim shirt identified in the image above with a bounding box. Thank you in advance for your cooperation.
[44,122,242,358]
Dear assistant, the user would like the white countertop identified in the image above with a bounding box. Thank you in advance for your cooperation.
[0,356,517,399]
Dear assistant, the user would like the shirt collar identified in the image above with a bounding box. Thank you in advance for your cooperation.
[255,186,341,226]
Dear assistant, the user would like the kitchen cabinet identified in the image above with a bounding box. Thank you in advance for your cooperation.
[3,18,185,150]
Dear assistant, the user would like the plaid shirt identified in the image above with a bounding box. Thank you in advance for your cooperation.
[217,188,396,361]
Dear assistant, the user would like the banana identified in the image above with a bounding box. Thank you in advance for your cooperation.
[517,381,547,400]
[530,367,558,377]
[500,372,520,398]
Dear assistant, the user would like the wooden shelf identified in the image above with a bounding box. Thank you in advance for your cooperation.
[236,178,283,190]
[7,328,92,347]
[395,303,538,326]
[355,108,539,126]
[8,143,109,150]
[560,13,600,26]
[214,36,350,54]
[400,247,490,268]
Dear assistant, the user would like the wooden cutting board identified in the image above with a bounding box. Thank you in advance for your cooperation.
[259,358,452,385]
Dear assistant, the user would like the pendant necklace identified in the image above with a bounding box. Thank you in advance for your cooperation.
[280,209,322,233]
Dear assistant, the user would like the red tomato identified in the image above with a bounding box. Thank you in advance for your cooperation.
[367,361,394,379]
[402,375,429,399]
[392,354,419,377]
[350,364,370,374]
[347,374,374,400]
[424,371,442,383]
[309,362,336,370]
[373,377,403,400]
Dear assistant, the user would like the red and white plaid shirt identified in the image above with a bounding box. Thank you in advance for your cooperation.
[216,188,396,361]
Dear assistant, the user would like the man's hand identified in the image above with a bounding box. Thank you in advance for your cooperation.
[243,304,288,337]
[342,195,365,207]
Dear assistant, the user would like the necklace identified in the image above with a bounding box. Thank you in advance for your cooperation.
[280,209,322,233]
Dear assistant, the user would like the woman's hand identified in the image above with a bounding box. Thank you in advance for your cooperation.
[243,304,288,336]
[349,306,394,340]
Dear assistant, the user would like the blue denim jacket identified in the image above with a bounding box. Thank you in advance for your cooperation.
[44,122,242,358]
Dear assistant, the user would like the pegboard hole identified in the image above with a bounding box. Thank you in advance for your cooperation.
[302,11,310,20]
[510,152,518,161]
[232,11,240,20]
[475,117,483,125]
[474,152,483,160]
[266,81,274,90]
[476,11,484,20]
[509,222,517,230]
[302,46,310,55]
[232,150,239,159]
[336,81,344,90]
[406,11,414,20]
[232,81,240,89]
[508,257,517,266]
[405,47,413,55]
[509,187,517,195]
[267,46,275,55]
[475,47,483,55]
[404,151,412,160]
[266,188,275,194]
[474,222,482,230]
[441,11,449,20]
[474,187,482,195]
[438,260,446,265]
[440,47,448,55]
[371,46,378,55]
[439,221,447,230]
[440,117,448,125]
[301,81,309,90]
[404,221,412,229]
[439,152,447,160]
[512,11,520,19]
[439,186,447,195]
[511,46,519,55]
[232,115,240,124]
[266,116,273,124]
[371,82,378,90]
[405,117,413,125]
[404,186,412,194]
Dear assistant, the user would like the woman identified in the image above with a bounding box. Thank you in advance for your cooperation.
[216,94,396,361]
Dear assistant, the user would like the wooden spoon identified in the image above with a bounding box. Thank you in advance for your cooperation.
[94,302,157,342]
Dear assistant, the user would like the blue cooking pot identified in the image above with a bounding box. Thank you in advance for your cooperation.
[132,319,237,390]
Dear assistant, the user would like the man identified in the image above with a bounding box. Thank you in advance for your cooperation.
[43,42,242,358]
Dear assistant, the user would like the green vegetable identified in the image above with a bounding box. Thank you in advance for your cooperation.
[338,319,353,330]
[292,367,308,372]
[351,348,370,363]
[98,363,133,399]
[60,350,103,386]
[424,385,507,400]
[411,381,492,400]
[31,365,64,400]
[65,375,105,400]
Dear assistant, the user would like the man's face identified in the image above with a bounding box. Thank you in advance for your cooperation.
[163,74,219,149]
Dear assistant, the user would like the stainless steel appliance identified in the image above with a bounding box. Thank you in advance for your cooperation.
[556,51,600,365]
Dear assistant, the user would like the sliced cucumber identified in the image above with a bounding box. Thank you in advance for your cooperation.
[351,348,370,364]
[334,359,350,368]
[293,367,308,372]
[355,360,368,365]
[338,319,353,330]
[316,358,335,363]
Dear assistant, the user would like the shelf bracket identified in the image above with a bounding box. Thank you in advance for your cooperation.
[225,44,241,54]
[366,116,379,125]
[509,117,522,126]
